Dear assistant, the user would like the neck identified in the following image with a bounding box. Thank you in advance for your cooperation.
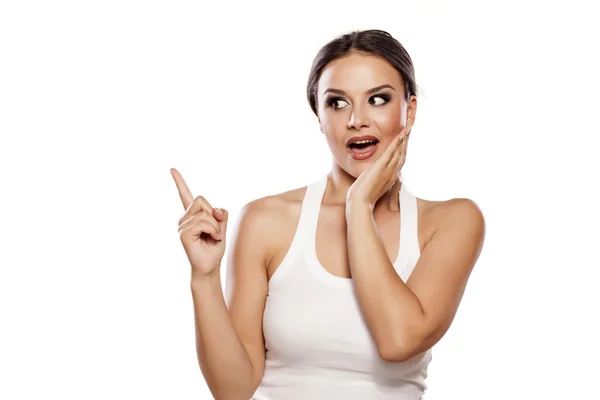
[326,162,402,212]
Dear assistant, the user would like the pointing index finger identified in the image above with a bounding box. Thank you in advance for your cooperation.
[170,168,194,210]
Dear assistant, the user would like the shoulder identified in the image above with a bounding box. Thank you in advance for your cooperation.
[232,185,307,263]
[420,196,486,248]
[441,197,485,230]
[411,196,483,252]
[417,194,484,224]
[239,185,306,224]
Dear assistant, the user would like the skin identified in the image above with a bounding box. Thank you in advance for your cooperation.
[268,51,433,281]
[172,51,485,395]
[317,51,414,207]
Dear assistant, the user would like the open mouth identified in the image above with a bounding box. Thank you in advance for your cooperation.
[348,139,379,151]
[347,139,379,160]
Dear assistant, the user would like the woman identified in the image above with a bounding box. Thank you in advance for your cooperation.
[171,29,485,400]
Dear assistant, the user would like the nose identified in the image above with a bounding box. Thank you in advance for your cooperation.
[347,105,370,130]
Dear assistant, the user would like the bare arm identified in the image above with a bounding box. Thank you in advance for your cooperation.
[191,200,270,399]
[346,197,485,362]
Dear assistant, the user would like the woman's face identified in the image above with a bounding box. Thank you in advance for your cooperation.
[316,52,416,178]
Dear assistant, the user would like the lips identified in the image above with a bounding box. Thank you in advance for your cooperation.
[347,141,379,160]
[346,135,379,147]
[346,135,380,161]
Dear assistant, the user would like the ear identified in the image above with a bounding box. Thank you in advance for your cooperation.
[317,115,323,134]
[407,95,418,127]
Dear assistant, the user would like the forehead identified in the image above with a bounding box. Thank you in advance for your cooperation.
[318,52,404,95]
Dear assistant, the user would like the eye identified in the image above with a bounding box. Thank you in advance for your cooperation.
[325,97,349,110]
[370,94,391,106]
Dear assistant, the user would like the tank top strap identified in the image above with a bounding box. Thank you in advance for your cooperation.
[398,181,421,279]
[288,174,328,253]
[266,175,328,291]
[300,174,328,243]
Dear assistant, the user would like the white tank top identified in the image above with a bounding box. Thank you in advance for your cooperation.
[252,174,432,400]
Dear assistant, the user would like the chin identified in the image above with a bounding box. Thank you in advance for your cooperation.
[334,151,377,178]
[344,163,370,179]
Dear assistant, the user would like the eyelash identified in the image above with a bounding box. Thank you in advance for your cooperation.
[325,94,392,110]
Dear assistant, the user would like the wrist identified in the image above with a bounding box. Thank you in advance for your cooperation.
[190,270,221,289]
[345,196,373,217]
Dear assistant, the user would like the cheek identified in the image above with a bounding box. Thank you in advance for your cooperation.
[320,111,343,128]
[373,109,403,136]
[323,131,343,153]
[320,119,345,143]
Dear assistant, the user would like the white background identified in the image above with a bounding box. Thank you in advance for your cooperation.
[1,0,599,399]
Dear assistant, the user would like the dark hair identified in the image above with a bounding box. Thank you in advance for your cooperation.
[306,29,419,117]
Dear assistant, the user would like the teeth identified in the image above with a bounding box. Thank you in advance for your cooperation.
[352,139,376,145]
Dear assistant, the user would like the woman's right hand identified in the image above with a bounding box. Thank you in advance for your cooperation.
[171,168,228,278]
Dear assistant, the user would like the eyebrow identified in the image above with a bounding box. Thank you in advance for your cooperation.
[322,84,396,96]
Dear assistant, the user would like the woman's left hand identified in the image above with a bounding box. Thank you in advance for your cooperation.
[346,125,411,209]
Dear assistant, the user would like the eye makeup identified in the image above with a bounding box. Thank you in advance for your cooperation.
[324,93,392,110]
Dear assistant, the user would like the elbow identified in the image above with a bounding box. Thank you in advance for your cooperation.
[209,370,260,400]
[376,334,421,363]
[377,344,414,363]
[212,381,257,400]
